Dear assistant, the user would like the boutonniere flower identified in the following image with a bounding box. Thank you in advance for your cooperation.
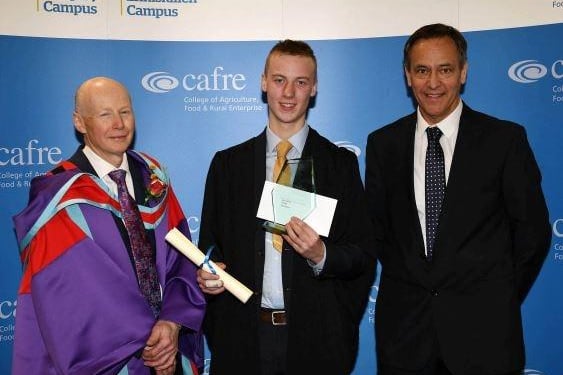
[145,164,168,204]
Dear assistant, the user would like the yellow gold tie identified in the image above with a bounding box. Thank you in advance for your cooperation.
[272,140,293,251]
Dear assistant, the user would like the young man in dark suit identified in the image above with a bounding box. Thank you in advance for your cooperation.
[197,40,376,375]
[365,24,551,375]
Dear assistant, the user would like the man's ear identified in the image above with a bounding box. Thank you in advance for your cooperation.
[404,66,412,87]
[73,112,86,134]
[460,62,468,85]
[261,73,267,92]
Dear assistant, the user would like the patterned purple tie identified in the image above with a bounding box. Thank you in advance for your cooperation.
[425,127,445,261]
[109,169,161,317]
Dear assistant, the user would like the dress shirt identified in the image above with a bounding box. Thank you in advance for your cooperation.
[262,124,326,309]
[82,146,135,199]
[413,100,462,254]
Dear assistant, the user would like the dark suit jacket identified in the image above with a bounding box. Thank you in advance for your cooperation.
[365,105,551,375]
[199,128,376,375]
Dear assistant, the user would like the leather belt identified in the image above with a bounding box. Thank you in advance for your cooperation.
[259,308,287,326]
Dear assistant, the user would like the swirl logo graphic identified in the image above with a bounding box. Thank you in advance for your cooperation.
[369,284,379,303]
[141,72,179,93]
[334,141,361,157]
[522,369,544,375]
[508,60,548,83]
[553,218,563,238]
[0,300,16,319]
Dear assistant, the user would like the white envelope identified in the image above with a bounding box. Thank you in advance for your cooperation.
[256,181,337,237]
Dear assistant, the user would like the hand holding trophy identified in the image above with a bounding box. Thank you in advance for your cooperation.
[262,157,316,235]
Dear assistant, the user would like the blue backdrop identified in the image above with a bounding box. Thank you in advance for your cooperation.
[1,23,562,374]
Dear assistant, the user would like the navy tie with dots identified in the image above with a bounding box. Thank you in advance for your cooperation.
[109,169,161,317]
[425,127,445,261]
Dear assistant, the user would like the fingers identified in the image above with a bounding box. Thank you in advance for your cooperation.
[143,321,180,371]
[155,364,176,375]
[197,262,227,294]
[204,279,224,288]
[283,217,324,264]
[285,218,315,243]
[144,346,177,370]
[284,217,317,249]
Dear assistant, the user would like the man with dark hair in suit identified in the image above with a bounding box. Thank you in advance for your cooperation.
[365,23,551,375]
[12,77,205,375]
[197,40,376,375]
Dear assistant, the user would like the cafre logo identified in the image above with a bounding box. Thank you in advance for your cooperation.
[508,59,563,83]
[141,72,179,93]
[334,141,361,157]
[187,215,200,234]
[508,60,548,83]
[522,369,544,375]
[368,284,379,303]
[552,218,563,238]
[142,67,247,94]
[0,300,16,319]
[0,139,63,166]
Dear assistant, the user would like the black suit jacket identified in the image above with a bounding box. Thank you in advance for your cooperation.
[365,105,551,375]
[199,128,376,375]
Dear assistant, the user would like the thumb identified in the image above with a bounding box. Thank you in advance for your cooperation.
[145,328,160,348]
[216,262,227,270]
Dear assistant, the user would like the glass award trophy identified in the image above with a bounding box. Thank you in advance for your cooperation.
[262,158,316,235]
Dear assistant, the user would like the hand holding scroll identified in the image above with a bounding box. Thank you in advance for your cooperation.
[165,228,253,303]
[197,262,227,295]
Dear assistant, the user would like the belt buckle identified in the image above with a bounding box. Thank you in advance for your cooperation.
[271,310,286,326]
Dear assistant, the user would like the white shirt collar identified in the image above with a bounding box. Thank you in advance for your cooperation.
[82,145,131,178]
[266,123,309,155]
[415,100,463,139]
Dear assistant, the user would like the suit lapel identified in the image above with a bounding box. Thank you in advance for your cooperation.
[127,153,147,205]
[441,105,484,215]
[433,105,485,265]
[253,130,267,215]
[68,147,96,175]
[251,130,268,304]
[300,128,322,194]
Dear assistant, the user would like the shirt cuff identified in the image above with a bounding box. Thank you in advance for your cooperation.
[307,242,326,276]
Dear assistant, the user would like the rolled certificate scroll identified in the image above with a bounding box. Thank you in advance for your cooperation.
[165,228,253,303]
